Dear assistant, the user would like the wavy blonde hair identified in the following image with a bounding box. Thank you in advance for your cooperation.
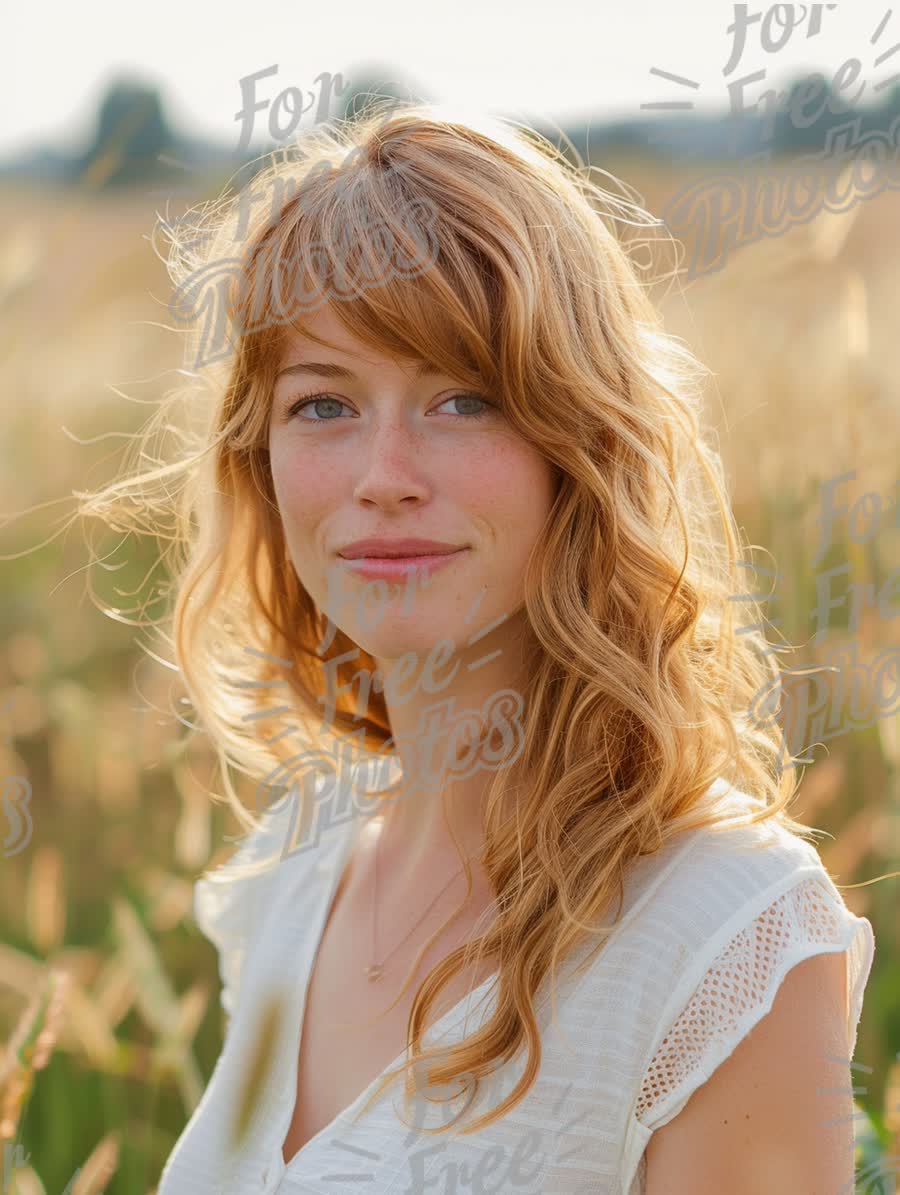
[75,100,850,1139]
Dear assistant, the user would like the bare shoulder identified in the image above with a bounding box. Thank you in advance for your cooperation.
[644,950,853,1194]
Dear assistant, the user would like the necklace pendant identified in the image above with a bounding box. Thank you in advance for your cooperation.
[365,963,384,982]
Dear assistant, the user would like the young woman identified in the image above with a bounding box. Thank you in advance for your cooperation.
[85,102,877,1193]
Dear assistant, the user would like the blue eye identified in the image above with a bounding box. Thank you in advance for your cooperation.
[286,393,348,421]
[284,392,498,422]
[436,393,496,419]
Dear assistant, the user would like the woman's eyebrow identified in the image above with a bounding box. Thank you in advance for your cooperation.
[274,360,442,382]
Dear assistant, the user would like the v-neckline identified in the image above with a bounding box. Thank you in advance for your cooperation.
[267,775,741,1175]
[275,810,500,1176]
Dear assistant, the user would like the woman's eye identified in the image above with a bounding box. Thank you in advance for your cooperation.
[435,393,496,419]
[287,393,348,421]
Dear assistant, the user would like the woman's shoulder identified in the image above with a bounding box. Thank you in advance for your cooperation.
[587,779,874,1033]
[194,789,296,902]
[192,789,328,1017]
[624,778,846,916]
[618,780,876,1133]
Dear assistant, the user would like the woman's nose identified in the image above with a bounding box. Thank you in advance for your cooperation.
[351,420,431,507]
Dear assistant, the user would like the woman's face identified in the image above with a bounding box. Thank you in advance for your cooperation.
[267,304,559,663]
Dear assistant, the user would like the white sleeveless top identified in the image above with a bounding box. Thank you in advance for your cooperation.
[158,775,875,1194]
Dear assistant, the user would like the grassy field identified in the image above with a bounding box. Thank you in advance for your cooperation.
[0,152,898,1192]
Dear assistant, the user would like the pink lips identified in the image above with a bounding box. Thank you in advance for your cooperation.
[339,548,469,581]
[336,538,469,582]
[338,538,465,559]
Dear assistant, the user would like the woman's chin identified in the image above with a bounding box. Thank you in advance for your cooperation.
[352,624,458,666]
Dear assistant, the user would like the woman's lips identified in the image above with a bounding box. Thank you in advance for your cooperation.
[340,548,469,581]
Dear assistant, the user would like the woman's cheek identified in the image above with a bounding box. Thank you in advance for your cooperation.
[462,439,548,510]
[271,449,339,517]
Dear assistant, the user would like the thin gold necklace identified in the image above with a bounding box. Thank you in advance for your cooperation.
[366,818,471,982]
[349,759,479,983]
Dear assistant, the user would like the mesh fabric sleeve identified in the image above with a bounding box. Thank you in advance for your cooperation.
[635,873,875,1132]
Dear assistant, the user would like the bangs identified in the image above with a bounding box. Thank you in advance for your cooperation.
[239,164,508,396]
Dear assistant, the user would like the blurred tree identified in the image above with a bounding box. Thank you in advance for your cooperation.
[73,77,179,187]
[770,68,900,154]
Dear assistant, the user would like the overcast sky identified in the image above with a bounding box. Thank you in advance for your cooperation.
[4,0,896,156]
